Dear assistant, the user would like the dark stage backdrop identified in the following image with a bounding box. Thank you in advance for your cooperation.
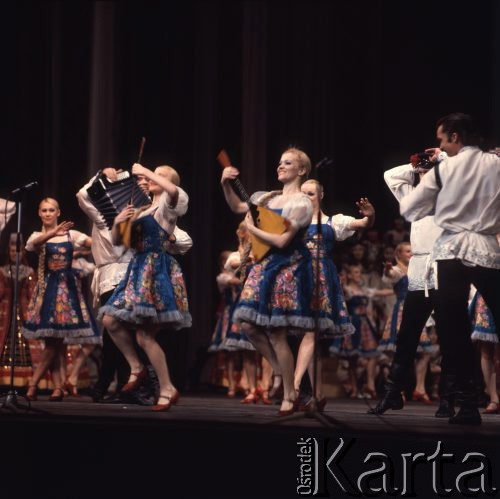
[2,1,499,381]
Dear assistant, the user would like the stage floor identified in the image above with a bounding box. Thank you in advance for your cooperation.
[3,392,500,435]
[1,393,499,498]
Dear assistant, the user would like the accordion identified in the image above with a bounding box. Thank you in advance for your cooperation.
[87,171,151,230]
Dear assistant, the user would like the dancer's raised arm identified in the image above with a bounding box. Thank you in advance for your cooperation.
[348,198,375,230]
[220,166,249,214]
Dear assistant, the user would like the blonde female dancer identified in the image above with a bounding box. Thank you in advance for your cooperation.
[99,163,191,411]
[221,148,317,415]
[22,198,99,401]
[294,179,374,410]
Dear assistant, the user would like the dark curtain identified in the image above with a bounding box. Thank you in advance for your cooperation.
[492,0,500,139]
[2,1,498,383]
[241,2,267,191]
[87,2,118,176]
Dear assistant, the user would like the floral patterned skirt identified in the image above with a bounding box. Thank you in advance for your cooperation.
[330,314,380,358]
[470,292,497,343]
[232,246,316,331]
[221,320,255,351]
[378,299,435,353]
[310,258,354,337]
[22,269,100,344]
[378,298,404,352]
[98,251,191,329]
[208,304,231,352]
[221,293,255,351]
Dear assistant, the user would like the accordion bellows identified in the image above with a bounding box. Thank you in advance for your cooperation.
[87,171,152,230]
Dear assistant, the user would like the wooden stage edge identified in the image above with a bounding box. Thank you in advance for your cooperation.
[0,393,499,499]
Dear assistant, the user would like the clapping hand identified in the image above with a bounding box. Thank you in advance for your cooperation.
[355,197,374,218]
[53,221,74,236]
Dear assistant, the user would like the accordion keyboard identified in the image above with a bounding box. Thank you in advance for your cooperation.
[87,171,151,230]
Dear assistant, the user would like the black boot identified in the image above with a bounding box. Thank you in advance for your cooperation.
[367,363,407,415]
[449,405,481,425]
[449,379,481,425]
[435,373,456,418]
[435,397,455,418]
[90,387,106,403]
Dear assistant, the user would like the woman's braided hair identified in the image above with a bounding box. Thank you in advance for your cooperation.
[34,198,60,313]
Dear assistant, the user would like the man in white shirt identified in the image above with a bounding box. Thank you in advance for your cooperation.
[77,168,142,401]
[400,113,500,425]
[369,153,454,417]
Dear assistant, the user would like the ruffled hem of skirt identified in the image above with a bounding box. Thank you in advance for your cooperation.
[329,347,381,358]
[98,305,192,330]
[416,343,440,353]
[64,336,103,346]
[471,331,498,344]
[233,306,353,334]
[220,338,255,352]
[378,343,397,353]
[329,347,360,357]
[22,327,96,340]
[290,322,356,338]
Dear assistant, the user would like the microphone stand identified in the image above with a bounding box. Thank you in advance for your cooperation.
[0,196,45,414]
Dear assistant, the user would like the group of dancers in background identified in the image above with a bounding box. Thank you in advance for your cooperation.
[0,112,498,423]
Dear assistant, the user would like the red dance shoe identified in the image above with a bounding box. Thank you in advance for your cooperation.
[121,367,148,393]
[48,388,65,402]
[152,390,179,412]
[412,390,433,405]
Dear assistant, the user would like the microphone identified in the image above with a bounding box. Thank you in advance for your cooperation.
[11,181,38,196]
[314,157,333,170]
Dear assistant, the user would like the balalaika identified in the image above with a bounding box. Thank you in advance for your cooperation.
[86,170,151,231]
[218,150,290,261]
